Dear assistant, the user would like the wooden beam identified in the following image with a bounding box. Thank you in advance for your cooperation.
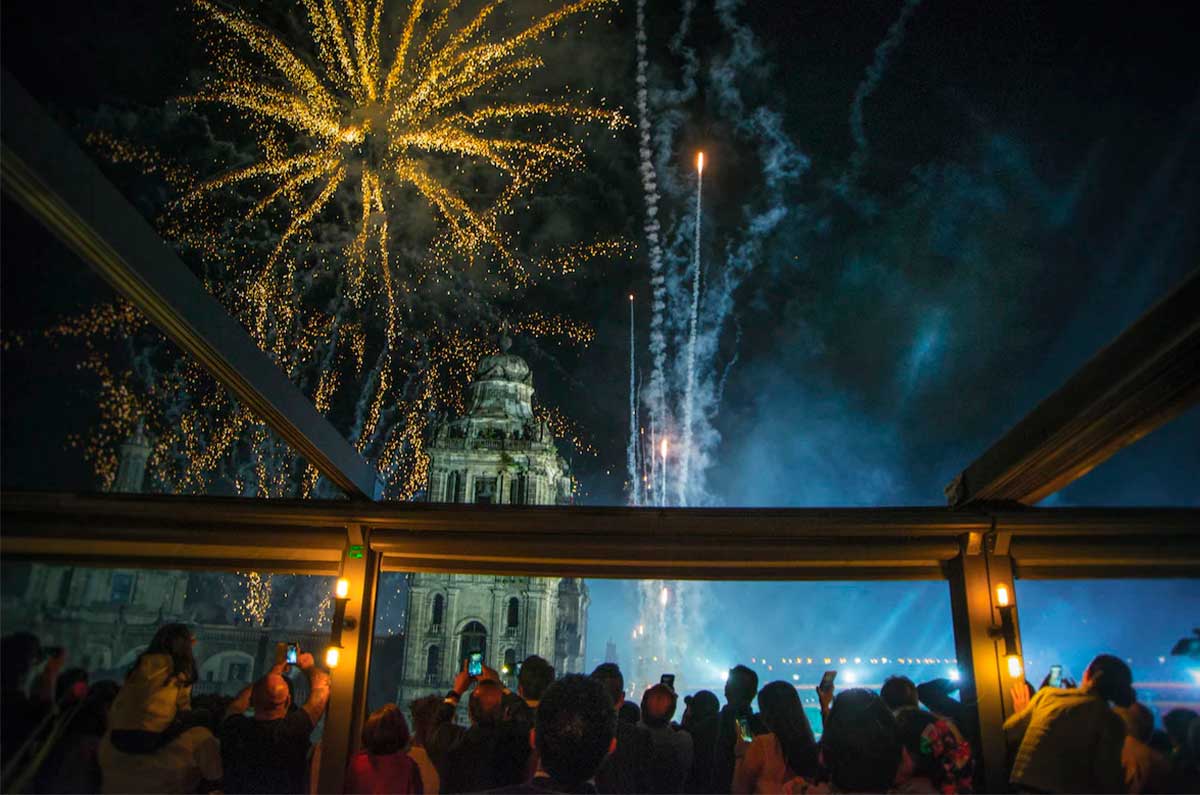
[946,269,1200,507]
[0,71,382,501]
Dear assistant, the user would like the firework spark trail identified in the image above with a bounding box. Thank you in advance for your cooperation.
[186,0,626,328]
[627,295,640,505]
[635,0,669,504]
[840,0,924,197]
[678,152,704,506]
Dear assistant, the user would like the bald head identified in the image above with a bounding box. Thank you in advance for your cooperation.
[469,680,505,725]
[641,684,677,728]
[252,673,290,719]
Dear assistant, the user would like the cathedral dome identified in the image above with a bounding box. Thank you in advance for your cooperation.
[464,326,535,422]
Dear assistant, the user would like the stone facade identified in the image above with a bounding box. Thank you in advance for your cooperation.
[397,332,589,703]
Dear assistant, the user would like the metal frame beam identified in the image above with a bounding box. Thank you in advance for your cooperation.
[0,71,382,501]
[947,268,1200,507]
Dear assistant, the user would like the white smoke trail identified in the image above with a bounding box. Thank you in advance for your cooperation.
[627,296,640,505]
[841,0,925,196]
[679,156,703,506]
[636,0,669,483]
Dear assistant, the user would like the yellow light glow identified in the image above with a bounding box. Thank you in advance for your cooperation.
[325,646,341,668]
[336,578,350,599]
[1007,655,1023,679]
[996,584,1010,607]
[696,151,705,173]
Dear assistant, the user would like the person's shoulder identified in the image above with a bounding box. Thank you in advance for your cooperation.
[284,707,316,733]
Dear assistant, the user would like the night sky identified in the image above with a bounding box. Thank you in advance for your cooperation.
[2,0,1197,706]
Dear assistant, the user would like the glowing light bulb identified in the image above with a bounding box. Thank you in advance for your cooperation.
[335,578,350,599]
[325,647,341,668]
[1006,655,1023,679]
[629,293,634,302]
[696,151,705,173]
[995,584,1010,607]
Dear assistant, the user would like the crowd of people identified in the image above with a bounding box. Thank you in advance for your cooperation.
[3,626,1200,794]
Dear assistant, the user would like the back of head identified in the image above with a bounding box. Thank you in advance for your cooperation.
[1164,708,1199,748]
[139,623,197,685]
[362,703,411,755]
[409,695,442,745]
[685,690,720,723]
[56,667,89,704]
[822,689,902,793]
[1085,654,1134,707]
[519,655,555,702]
[251,673,291,719]
[725,664,758,707]
[536,674,616,788]
[617,701,640,725]
[880,676,918,712]
[469,679,505,726]
[640,683,677,729]
[893,707,974,792]
[1115,702,1154,742]
[589,663,624,707]
[758,681,818,777]
[1,632,41,690]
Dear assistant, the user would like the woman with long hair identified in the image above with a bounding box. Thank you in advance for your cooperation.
[733,681,820,794]
[345,704,423,794]
[105,623,198,754]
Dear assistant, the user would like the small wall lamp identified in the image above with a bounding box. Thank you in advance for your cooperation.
[329,577,355,668]
[989,583,1022,678]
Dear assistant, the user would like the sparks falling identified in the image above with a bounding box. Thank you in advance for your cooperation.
[679,150,704,506]
[186,0,627,328]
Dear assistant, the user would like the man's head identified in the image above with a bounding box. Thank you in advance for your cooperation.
[534,674,616,788]
[518,655,555,703]
[251,673,291,720]
[880,676,919,712]
[469,679,505,726]
[1083,654,1134,707]
[821,689,902,793]
[1115,702,1154,743]
[725,664,758,707]
[640,683,677,729]
[589,662,625,708]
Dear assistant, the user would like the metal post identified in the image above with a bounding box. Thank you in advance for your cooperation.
[946,531,1024,794]
[317,525,380,794]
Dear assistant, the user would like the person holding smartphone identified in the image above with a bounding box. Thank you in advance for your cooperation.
[733,682,819,794]
[714,665,767,794]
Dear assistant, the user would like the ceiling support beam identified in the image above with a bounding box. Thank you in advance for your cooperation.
[0,71,382,501]
[947,269,1200,507]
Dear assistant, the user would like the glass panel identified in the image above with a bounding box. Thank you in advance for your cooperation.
[369,572,958,736]
[0,561,333,695]
[1016,579,1200,720]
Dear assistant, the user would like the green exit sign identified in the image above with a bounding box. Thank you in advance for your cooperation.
[348,544,364,559]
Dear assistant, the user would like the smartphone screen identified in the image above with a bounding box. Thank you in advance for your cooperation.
[735,716,754,743]
[820,670,837,690]
[468,652,483,676]
[660,673,676,689]
[1048,664,1062,688]
[286,643,299,665]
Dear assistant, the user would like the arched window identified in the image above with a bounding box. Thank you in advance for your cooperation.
[426,645,441,681]
[446,471,460,503]
[503,648,517,679]
[431,594,444,626]
[459,621,488,667]
[507,597,520,630]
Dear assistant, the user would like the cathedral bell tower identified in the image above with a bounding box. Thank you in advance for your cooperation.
[397,329,588,703]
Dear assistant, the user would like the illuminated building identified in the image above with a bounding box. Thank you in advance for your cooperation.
[397,330,588,703]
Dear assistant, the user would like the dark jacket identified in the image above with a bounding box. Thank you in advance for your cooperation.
[713,705,766,795]
[682,712,720,794]
[596,718,654,794]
